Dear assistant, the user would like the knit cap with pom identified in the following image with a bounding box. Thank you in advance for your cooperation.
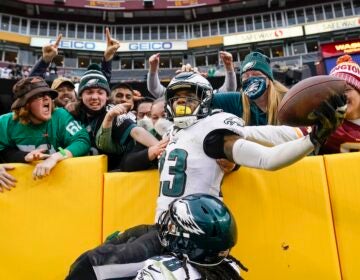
[78,63,111,96]
[329,54,360,91]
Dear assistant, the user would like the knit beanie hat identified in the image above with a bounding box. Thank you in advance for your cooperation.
[329,55,360,91]
[240,51,274,81]
[78,64,110,96]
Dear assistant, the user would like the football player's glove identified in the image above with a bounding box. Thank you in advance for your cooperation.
[309,94,347,152]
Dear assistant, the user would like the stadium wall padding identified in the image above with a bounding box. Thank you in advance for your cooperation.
[102,170,159,239]
[1,153,360,279]
[0,155,107,280]
[324,152,360,280]
[222,156,341,280]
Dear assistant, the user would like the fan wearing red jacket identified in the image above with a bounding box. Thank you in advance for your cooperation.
[320,55,360,154]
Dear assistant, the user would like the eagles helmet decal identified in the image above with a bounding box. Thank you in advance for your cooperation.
[159,194,237,265]
[172,200,205,235]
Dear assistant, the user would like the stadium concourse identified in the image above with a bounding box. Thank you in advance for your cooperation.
[0,0,360,279]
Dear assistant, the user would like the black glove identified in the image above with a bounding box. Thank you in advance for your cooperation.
[309,94,347,151]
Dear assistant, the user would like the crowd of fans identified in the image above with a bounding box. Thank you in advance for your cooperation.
[0,27,359,279]
[0,64,31,80]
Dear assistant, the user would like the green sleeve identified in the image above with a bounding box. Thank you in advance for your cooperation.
[96,126,126,155]
[211,92,243,117]
[0,113,13,151]
[56,109,91,157]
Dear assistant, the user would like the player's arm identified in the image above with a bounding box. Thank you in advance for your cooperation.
[242,125,307,146]
[223,134,314,171]
[204,130,314,171]
[204,94,347,170]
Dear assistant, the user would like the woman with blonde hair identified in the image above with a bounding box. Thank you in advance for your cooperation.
[212,51,288,125]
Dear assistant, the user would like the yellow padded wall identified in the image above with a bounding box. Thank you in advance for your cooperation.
[103,170,159,240]
[324,152,360,280]
[223,156,341,280]
[0,155,106,280]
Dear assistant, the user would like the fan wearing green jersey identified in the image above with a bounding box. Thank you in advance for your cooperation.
[0,76,91,181]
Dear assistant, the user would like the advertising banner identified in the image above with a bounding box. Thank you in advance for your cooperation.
[30,37,188,52]
[223,26,303,46]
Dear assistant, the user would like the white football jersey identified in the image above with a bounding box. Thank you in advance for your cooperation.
[156,112,304,221]
[156,112,246,221]
[135,255,240,280]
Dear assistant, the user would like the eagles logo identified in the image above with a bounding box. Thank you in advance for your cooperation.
[172,200,205,235]
[85,78,99,86]
[242,61,256,72]
[224,116,245,127]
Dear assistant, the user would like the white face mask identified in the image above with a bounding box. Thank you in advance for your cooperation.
[154,117,173,136]
[137,115,153,131]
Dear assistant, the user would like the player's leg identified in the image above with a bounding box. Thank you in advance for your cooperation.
[90,226,163,278]
[66,224,162,279]
[105,224,158,245]
[66,252,96,280]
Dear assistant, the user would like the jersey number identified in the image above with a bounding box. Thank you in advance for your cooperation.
[66,120,82,136]
[159,148,188,197]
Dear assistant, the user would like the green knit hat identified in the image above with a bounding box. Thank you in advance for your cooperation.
[78,64,111,96]
[240,51,274,81]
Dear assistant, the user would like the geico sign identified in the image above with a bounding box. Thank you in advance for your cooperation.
[50,39,96,50]
[129,42,173,51]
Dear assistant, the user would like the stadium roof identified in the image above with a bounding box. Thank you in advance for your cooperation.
[0,0,335,24]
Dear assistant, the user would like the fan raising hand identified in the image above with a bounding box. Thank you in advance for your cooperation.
[42,34,62,63]
[104,27,120,62]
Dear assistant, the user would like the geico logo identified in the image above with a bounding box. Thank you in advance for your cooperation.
[50,39,96,50]
[129,42,173,51]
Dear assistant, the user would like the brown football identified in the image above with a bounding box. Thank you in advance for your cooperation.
[278,75,346,126]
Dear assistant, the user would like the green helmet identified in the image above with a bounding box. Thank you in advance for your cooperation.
[165,72,213,128]
[158,193,237,266]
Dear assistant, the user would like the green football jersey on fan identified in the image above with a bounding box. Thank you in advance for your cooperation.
[0,108,90,157]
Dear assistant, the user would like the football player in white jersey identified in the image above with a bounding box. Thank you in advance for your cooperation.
[135,193,247,280]
[155,72,346,220]
[67,72,346,280]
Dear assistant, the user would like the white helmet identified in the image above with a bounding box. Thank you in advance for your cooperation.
[165,72,213,128]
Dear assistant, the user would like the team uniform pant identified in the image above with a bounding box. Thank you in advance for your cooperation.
[66,224,163,280]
